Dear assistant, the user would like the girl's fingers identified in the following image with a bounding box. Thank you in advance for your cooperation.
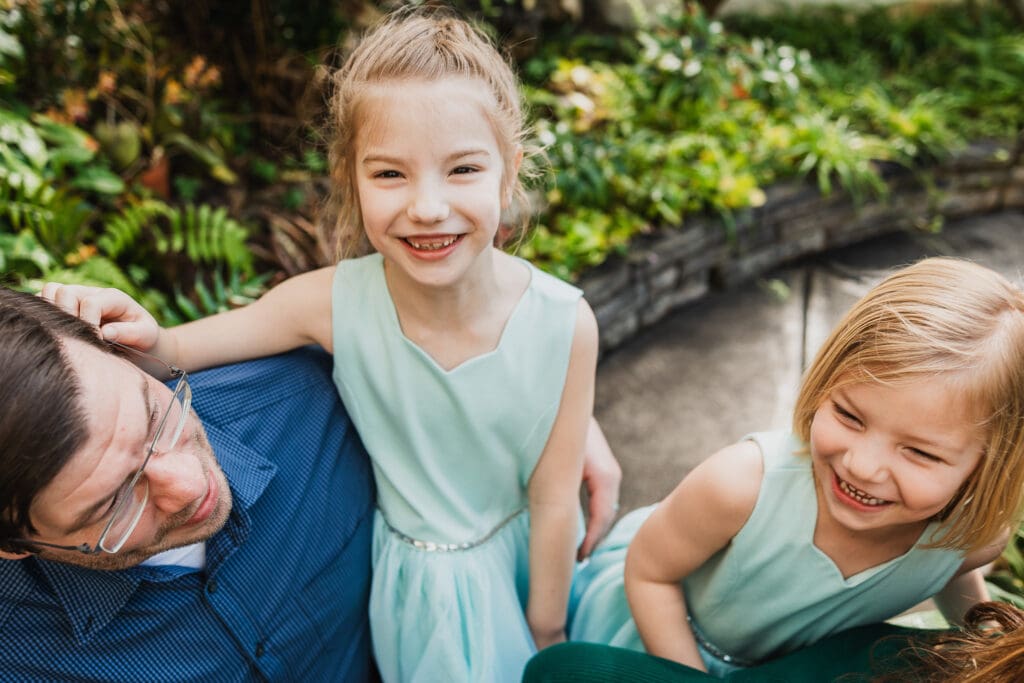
[99,321,156,349]
[39,281,63,301]
[78,289,137,328]
[48,284,94,319]
[39,284,155,347]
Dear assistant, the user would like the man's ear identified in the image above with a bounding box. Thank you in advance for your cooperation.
[0,549,32,560]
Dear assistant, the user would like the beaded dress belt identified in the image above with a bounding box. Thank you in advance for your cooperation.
[687,614,758,668]
[383,507,527,552]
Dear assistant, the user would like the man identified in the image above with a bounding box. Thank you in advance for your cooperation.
[0,287,621,681]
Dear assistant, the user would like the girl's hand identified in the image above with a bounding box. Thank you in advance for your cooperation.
[579,417,622,560]
[40,283,161,352]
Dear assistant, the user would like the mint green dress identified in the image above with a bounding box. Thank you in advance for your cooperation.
[569,430,965,677]
[331,254,582,682]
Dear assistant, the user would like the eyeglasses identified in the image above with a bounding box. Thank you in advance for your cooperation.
[12,344,191,555]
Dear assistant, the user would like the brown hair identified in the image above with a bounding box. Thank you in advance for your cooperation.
[0,287,112,552]
[319,7,538,260]
[871,601,1024,683]
[792,257,1024,552]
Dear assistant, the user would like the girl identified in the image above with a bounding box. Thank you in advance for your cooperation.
[44,11,598,682]
[569,257,1024,677]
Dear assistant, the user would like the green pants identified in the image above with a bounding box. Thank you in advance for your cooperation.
[523,623,938,682]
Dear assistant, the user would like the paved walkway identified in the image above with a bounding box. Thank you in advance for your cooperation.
[597,208,1024,512]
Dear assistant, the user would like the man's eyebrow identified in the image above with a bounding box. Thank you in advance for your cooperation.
[65,375,150,533]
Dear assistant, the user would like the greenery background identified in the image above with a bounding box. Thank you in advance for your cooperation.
[2,0,1024,605]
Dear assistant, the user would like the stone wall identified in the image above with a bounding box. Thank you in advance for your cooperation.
[581,138,1024,354]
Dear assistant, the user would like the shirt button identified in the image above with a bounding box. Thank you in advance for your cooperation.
[207,580,218,594]
[255,641,266,658]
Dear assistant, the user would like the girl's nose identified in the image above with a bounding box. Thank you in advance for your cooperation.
[841,443,887,484]
[142,449,208,515]
[407,186,450,224]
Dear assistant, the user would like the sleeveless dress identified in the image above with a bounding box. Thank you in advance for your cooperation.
[569,430,965,677]
[331,253,582,682]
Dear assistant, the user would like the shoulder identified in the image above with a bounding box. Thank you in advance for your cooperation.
[696,439,764,516]
[513,253,581,304]
[271,265,337,300]
[646,439,762,551]
[957,526,1012,574]
[190,347,338,427]
[571,299,598,352]
[664,439,763,529]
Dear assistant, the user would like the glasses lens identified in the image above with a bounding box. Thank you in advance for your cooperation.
[153,380,191,453]
[99,479,150,553]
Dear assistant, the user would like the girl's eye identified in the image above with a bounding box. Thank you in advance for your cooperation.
[909,448,942,463]
[451,165,477,175]
[374,170,401,179]
[832,401,861,426]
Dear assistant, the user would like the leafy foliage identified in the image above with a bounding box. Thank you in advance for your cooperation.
[988,527,1024,609]
[2,1,1022,293]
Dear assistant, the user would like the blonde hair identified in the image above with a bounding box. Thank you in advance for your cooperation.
[319,8,536,260]
[792,257,1024,552]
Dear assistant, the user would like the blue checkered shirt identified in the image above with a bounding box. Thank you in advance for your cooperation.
[0,349,376,682]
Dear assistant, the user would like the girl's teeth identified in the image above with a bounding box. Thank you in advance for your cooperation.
[407,236,457,250]
[839,479,888,507]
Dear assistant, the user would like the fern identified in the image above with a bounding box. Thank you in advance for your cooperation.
[96,199,175,259]
[40,256,140,295]
[97,200,253,273]
[0,180,93,259]
[171,266,272,322]
[164,203,253,271]
[0,181,53,232]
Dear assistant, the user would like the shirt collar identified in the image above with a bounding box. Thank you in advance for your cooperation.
[18,420,277,645]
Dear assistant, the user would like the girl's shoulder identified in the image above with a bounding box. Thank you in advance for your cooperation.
[679,439,764,527]
[743,430,808,472]
[500,251,581,304]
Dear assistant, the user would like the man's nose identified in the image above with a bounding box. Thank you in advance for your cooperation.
[143,449,207,514]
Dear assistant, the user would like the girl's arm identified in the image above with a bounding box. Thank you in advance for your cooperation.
[163,267,335,370]
[934,529,1008,626]
[526,299,599,650]
[624,439,762,670]
[42,267,336,371]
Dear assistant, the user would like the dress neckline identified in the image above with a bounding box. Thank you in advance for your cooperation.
[375,254,534,374]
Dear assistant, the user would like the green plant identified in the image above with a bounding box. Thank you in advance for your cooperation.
[987,526,1024,609]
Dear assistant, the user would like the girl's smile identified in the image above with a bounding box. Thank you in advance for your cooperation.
[832,470,892,510]
[400,233,466,260]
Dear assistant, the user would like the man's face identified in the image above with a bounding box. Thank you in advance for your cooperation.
[15,339,232,570]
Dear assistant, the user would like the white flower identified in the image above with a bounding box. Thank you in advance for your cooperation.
[658,53,683,72]
[683,59,702,78]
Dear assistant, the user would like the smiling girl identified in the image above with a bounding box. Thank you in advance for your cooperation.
[41,10,599,682]
[569,257,1024,677]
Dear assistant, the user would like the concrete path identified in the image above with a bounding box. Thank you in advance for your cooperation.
[597,208,1024,513]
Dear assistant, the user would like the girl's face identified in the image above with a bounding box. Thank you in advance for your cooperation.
[353,77,515,291]
[809,375,985,542]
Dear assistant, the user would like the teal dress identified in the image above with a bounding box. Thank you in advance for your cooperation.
[569,430,964,677]
[331,254,582,682]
